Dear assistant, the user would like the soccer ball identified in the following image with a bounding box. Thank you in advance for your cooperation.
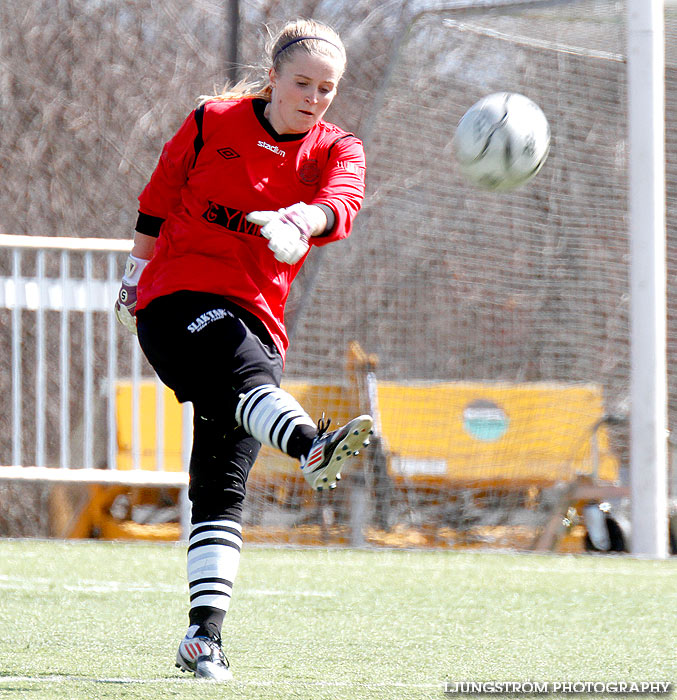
[452,92,551,192]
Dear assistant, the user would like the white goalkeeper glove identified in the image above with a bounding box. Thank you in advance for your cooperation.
[247,202,325,265]
[114,254,148,335]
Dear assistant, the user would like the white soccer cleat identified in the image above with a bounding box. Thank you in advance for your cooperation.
[300,415,373,491]
[175,626,233,681]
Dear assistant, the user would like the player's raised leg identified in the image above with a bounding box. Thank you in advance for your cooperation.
[235,384,373,491]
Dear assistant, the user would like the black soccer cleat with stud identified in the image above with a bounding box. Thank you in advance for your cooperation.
[300,415,373,491]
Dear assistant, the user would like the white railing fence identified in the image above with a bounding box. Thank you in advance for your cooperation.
[0,234,191,533]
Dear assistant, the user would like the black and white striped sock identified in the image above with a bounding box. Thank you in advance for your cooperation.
[187,520,242,615]
[235,384,316,456]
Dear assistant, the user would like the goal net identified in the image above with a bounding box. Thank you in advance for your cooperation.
[263,0,676,550]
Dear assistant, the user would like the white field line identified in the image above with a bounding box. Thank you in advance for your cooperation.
[246,589,334,597]
[0,675,440,689]
[308,555,677,578]
[518,563,676,577]
[0,574,333,597]
[0,555,674,599]
[0,574,183,594]
[457,561,677,577]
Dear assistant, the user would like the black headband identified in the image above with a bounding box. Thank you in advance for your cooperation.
[273,35,343,62]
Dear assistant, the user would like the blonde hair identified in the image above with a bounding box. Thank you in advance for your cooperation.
[198,19,346,106]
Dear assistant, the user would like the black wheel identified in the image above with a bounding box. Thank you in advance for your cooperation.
[584,514,626,552]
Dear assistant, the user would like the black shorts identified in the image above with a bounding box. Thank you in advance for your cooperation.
[136,290,283,421]
[136,291,284,523]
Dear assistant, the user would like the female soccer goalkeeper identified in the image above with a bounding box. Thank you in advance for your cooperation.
[114,18,372,681]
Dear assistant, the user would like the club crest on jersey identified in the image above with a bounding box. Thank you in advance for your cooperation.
[297,158,321,185]
[257,140,286,158]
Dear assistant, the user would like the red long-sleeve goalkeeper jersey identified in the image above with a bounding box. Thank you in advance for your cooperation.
[135,97,366,360]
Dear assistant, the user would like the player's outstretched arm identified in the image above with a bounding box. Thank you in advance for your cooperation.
[247,203,328,264]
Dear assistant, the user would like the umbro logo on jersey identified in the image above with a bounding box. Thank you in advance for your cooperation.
[257,140,286,158]
[218,147,240,160]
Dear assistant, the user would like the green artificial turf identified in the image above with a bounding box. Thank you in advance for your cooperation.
[0,539,674,699]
